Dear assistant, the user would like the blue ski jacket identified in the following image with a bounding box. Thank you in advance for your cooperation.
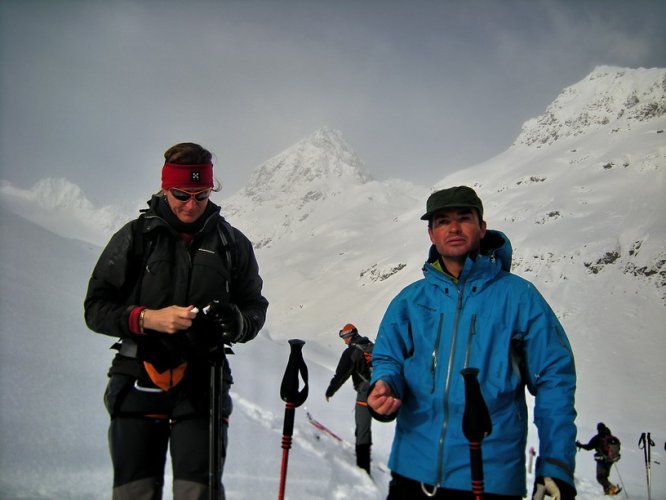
[370,230,576,496]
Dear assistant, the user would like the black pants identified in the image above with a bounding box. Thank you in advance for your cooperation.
[355,390,372,474]
[387,472,522,500]
[355,399,372,446]
[596,460,613,490]
[105,374,231,499]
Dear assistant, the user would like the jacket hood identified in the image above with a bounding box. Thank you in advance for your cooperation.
[426,229,512,272]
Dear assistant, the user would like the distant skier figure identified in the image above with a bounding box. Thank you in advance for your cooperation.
[325,323,374,474]
[576,422,622,496]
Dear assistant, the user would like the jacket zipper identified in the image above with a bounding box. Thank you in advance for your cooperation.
[463,314,477,370]
[432,287,464,489]
[430,313,444,393]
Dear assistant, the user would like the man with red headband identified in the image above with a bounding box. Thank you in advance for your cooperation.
[85,142,268,499]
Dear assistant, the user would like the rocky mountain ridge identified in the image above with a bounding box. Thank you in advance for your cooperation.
[516,65,666,147]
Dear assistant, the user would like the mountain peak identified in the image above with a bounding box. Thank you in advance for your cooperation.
[515,66,666,147]
[241,127,373,203]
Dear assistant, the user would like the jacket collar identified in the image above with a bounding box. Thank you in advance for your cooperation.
[424,229,512,285]
[142,195,221,236]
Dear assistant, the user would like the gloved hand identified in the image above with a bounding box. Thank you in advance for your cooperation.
[532,476,576,500]
[187,301,244,357]
[205,300,245,344]
[575,441,582,449]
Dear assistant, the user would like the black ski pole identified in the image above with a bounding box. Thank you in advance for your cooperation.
[278,339,309,500]
[647,432,655,498]
[209,352,225,500]
[613,463,628,499]
[639,432,655,500]
[461,368,492,500]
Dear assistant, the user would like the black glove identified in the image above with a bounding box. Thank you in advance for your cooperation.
[186,301,243,358]
[575,441,582,449]
[532,476,576,500]
[205,300,245,344]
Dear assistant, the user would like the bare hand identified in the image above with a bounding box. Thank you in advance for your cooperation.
[368,380,402,415]
[143,305,197,334]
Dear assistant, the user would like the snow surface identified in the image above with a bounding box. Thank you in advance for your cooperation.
[1,66,665,499]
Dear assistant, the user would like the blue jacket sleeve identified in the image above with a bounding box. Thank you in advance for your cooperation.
[520,284,577,486]
[369,292,413,408]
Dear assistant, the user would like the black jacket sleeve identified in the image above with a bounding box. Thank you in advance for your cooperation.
[578,434,600,451]
[83,220,139,339]
[325,347,354,398]
[228,227,268,343]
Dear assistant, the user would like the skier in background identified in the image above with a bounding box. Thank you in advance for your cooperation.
[325,323,374,474]
[577,423,621,496]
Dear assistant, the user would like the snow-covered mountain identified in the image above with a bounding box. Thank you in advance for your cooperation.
[443,66,665,304]
[1,66,665,499]
[241,127,374,203]
[0,177,130,246]
[217,127,428,365]
[516,66,665,147]
[220,127,424,251]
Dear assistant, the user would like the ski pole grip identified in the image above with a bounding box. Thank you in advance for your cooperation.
[280,339,309,407]
[461,368,492,442]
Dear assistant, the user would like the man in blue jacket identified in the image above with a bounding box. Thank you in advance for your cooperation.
[367,186,577,499]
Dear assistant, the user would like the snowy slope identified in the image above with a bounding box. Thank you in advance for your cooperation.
[0,207,390,499]
[1,66,665,499]
[0,178,130,247]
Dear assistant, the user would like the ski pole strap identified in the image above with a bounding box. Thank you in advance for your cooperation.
[280,339,309,407]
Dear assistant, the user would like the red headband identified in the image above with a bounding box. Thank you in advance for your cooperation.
[161,162,214,190]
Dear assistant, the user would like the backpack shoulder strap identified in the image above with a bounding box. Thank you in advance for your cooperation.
[353,343,366,355]
[216,217,238,282]
[122,213,151,303]
[353,341,374,354]
[115,212,152,355]
[352,343,373,383]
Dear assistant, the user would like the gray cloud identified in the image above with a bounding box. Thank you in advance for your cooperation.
[1,0,664,206]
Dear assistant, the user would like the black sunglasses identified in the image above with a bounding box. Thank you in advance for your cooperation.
[169,188,212,202]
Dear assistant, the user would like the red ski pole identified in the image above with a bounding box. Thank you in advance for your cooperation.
[461,368,492,500]
[278,340,309,500]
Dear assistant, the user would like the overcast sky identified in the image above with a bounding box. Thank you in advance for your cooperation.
[1,0,664,206]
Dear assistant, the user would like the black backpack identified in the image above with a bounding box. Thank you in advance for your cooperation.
[353,341,374,382]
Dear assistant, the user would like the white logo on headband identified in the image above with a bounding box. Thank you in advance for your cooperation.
[191,171,201,182]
